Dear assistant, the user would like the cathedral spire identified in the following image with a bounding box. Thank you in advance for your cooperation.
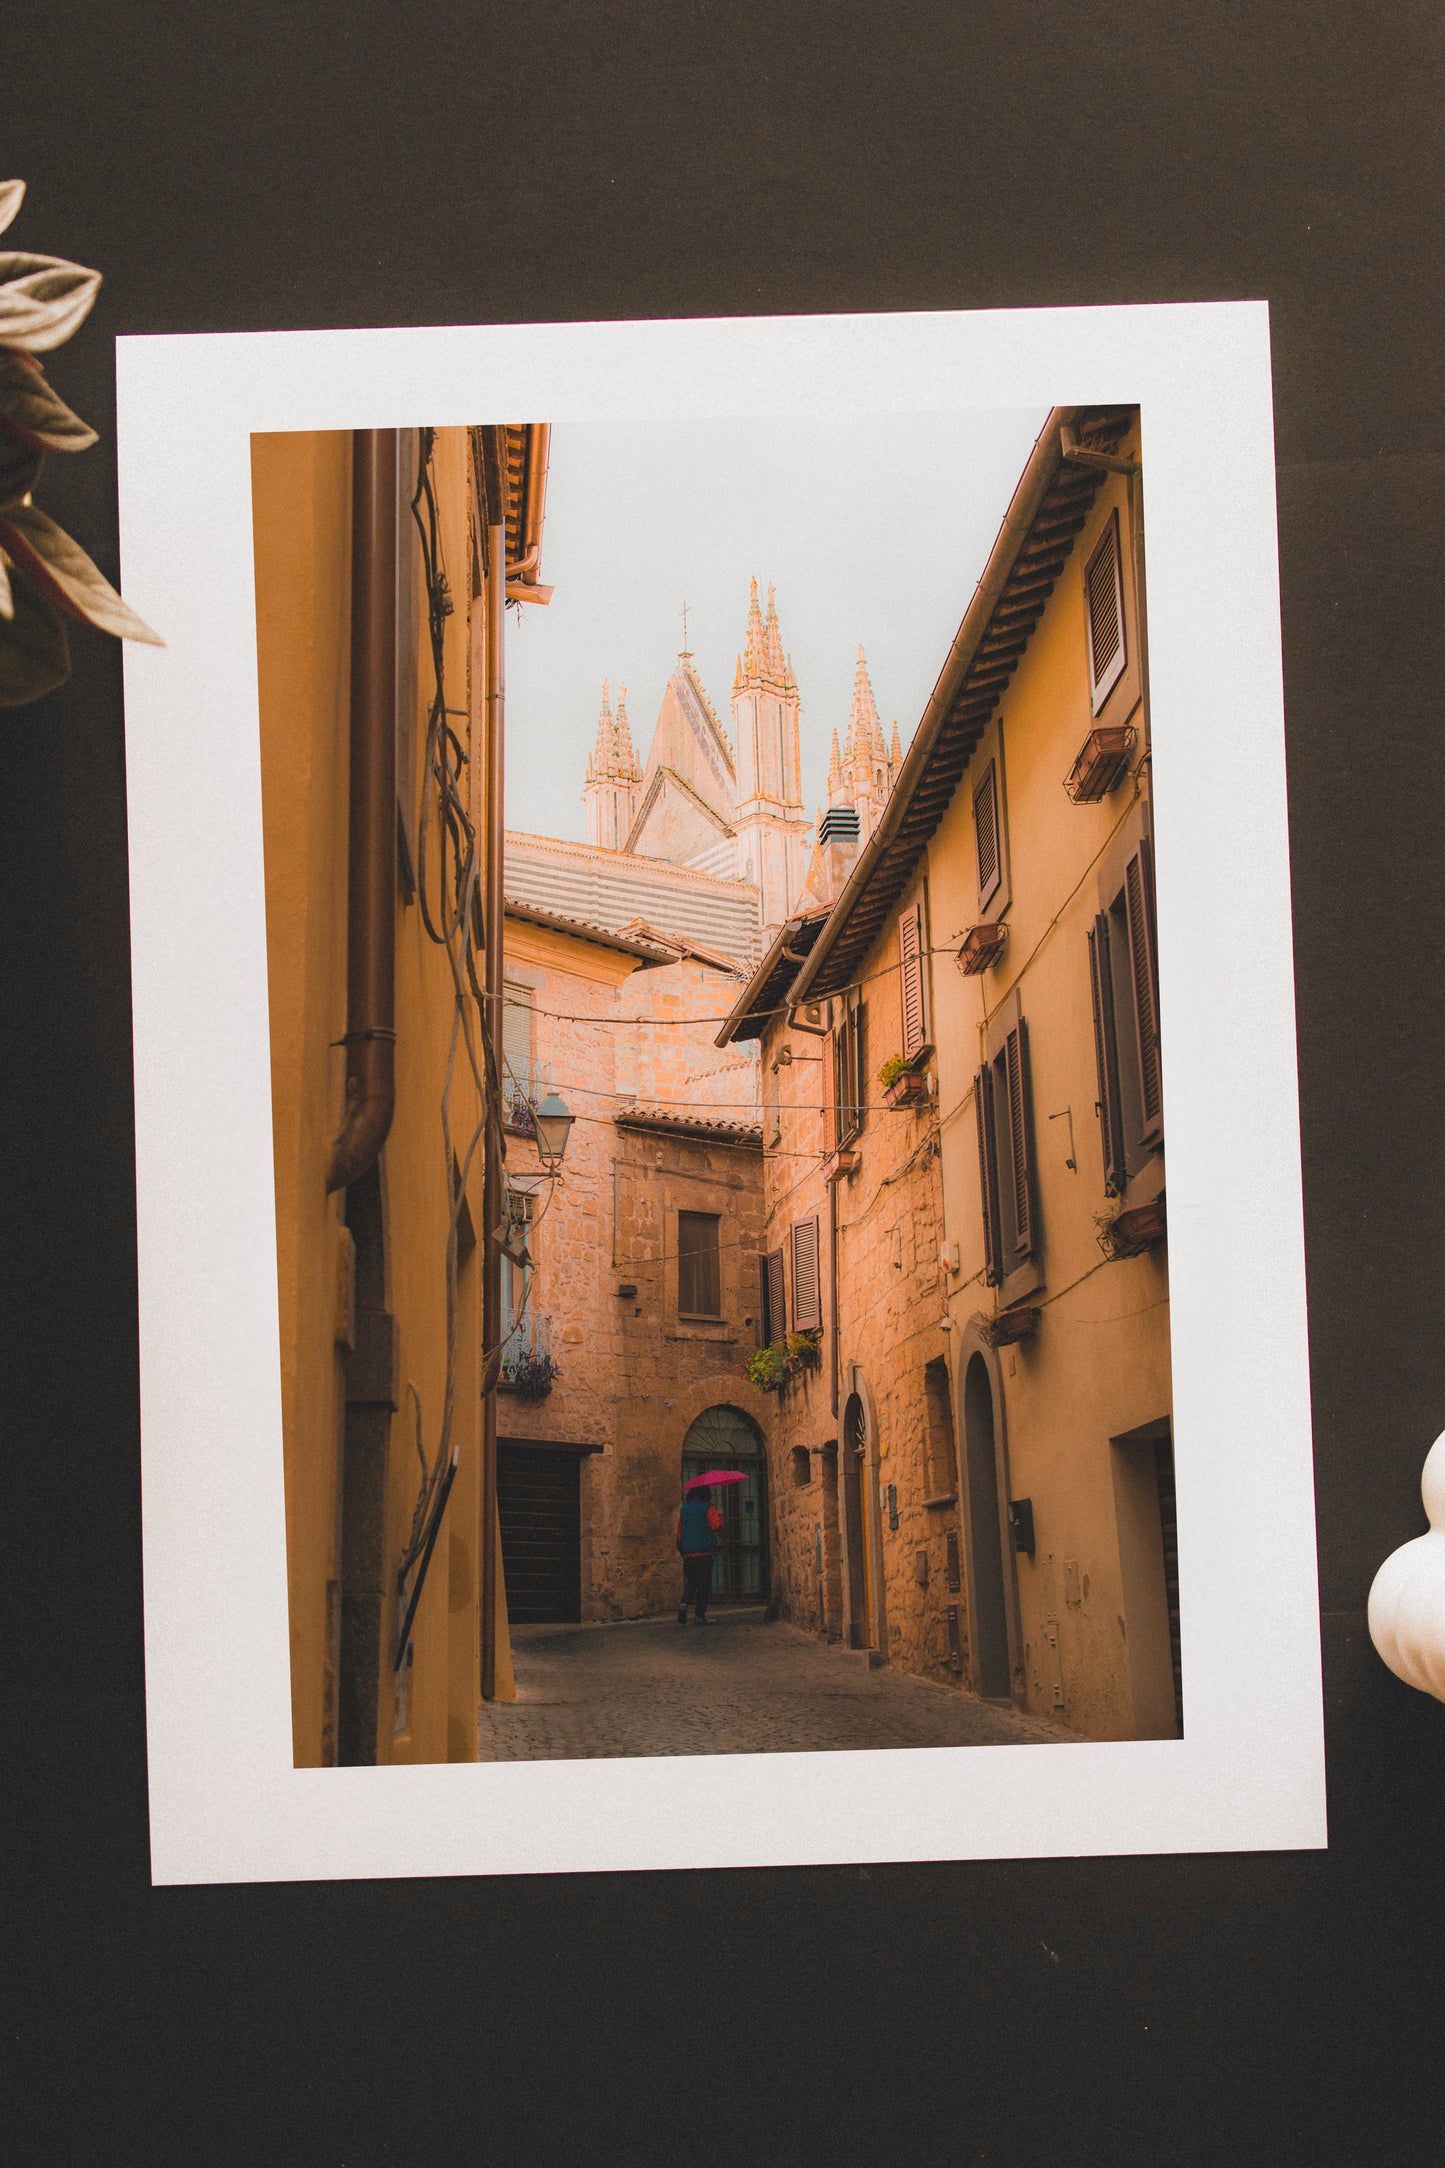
[764,583,786,676]
[850,644,887,761]
[827,726,843,798]
[743,576,767,677]
[585,679,615,781]
[615,683,642,780]
[890,719,903,768]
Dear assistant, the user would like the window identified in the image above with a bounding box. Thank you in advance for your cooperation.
[791,1216,822,1332]
[758,1247,786,1346]
[1085,509,1127,714]
[678,1211,722,1317]
[898,899,929,1060]
[1088,831,1163,1191]
[831,994,867,1147]
[974,995,1038,1286]
[923,1357,955,1495]
[501,980,536,1133]
[974,759,1002,910]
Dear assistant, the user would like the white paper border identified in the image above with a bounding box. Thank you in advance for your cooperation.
[116,304,1325,1884]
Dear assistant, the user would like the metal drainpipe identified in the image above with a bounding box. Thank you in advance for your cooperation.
[480,515,506,1703]
[327,430,398,1193]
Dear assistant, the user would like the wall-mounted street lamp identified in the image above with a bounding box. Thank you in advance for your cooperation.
[532,1089,576,1171]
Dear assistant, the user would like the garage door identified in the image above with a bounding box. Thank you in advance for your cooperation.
[497,1443,581,1624]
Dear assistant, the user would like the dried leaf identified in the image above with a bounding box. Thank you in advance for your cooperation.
[0,181,24,238]
[0,436,42,509]
[0,351,96,451]
[0,568,71,705]
[0,503,162,644]
[0,252,102,354]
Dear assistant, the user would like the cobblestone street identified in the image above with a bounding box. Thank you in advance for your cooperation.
[478,1611,1077,1759]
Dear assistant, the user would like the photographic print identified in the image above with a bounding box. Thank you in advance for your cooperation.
[117,306,1323,1879]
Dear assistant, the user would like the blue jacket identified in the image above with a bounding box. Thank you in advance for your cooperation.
[677,1496,720,1554]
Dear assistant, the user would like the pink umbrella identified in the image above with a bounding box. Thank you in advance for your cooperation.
[685,1469,748,1489]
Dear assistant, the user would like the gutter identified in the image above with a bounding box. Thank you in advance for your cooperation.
[789,407,1080,1006]
[327,429,398,1192]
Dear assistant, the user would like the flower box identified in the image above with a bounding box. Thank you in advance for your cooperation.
[955,921,1008,976]
[1097,1195,1167,1260]
[985,1304,1040,1348]
[823,1146,859,1183]
[883,1068,930,1109]
[1064,724,1135,804]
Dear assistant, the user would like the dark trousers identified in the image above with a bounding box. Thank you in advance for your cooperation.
[681,1553,714,1618]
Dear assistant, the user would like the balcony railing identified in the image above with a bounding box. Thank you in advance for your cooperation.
[501,1055,550,1139]
[497,1313,556,1397]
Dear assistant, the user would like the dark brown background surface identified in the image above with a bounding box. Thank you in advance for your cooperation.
[5,5,1443,2161]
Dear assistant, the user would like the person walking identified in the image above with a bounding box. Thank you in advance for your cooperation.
[676,1482,724,1624]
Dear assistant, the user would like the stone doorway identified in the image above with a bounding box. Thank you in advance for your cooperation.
[681,1405,768,1604]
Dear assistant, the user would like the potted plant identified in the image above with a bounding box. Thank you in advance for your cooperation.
[786,1329,822,1371]
[505,1350,559,1398]
[746,1342,790,1393]
[878,1051,929,1109]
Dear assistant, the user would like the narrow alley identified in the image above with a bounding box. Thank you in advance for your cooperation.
[477,1612,1076,1760]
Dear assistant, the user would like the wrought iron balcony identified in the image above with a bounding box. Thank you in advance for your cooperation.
[497,1313,557,1398]
[501,1056,549,1140]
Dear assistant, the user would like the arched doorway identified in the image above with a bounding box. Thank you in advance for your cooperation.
[962,1352,1012,1698]
[681,1406,768,1604]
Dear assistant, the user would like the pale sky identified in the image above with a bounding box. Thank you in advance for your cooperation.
[504,407,1050,840]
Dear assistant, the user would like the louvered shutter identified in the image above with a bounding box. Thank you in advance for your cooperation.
[852,1001,868,1129]
[791,1218,822,1331]
[824,1026,840,1152]
[974,762,1001,908]
[766,1248,787,1341]
[899,904,926,1059]
[1086,511,1127,713]
[1001,1018,1036,1261]
[974,1066,1003,1286]
[1088,914,1128,1194]
[1123,838,1163,1144]
[757,1254,772,1347]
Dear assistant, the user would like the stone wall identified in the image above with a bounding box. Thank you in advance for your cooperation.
[498,917,773,1619]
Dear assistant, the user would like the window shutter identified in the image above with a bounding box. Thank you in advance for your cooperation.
[1085,511,1127,713]
[824,1026,841,1152]
[1002,1017,1035,1259]
[766,1248,787,1341]
[899,904,926,1059]
[757,1254,772,1347]
[1124,839,1163,1143]
[974,761,1001,908]
[974,1065,1003,1286]
[791,1218,822,1332]
[852,1000,868,1129]
[1088,914,1127,1195]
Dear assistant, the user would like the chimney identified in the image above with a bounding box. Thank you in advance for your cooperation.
[815,803,862,902]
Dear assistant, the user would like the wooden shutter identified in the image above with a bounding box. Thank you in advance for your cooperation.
[791,1218,822,1331]
[974,1065,1003,1286]
[1088,914,1128,1195]
[823,1027,839,1153]
[974,761,1001,907]
[1124,838,1163,1143]
[766,1248,786,1341]
[899,903,926,1059]
[757,1254,772,1347]
[1002,1016,1035,1259]
[1086,511,1127,713]
[852,1000,868,1129]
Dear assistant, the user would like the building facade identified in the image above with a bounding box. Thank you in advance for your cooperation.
[253,422,548,1765]
[726,406,1179,1741]
[494,901,774,1621]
